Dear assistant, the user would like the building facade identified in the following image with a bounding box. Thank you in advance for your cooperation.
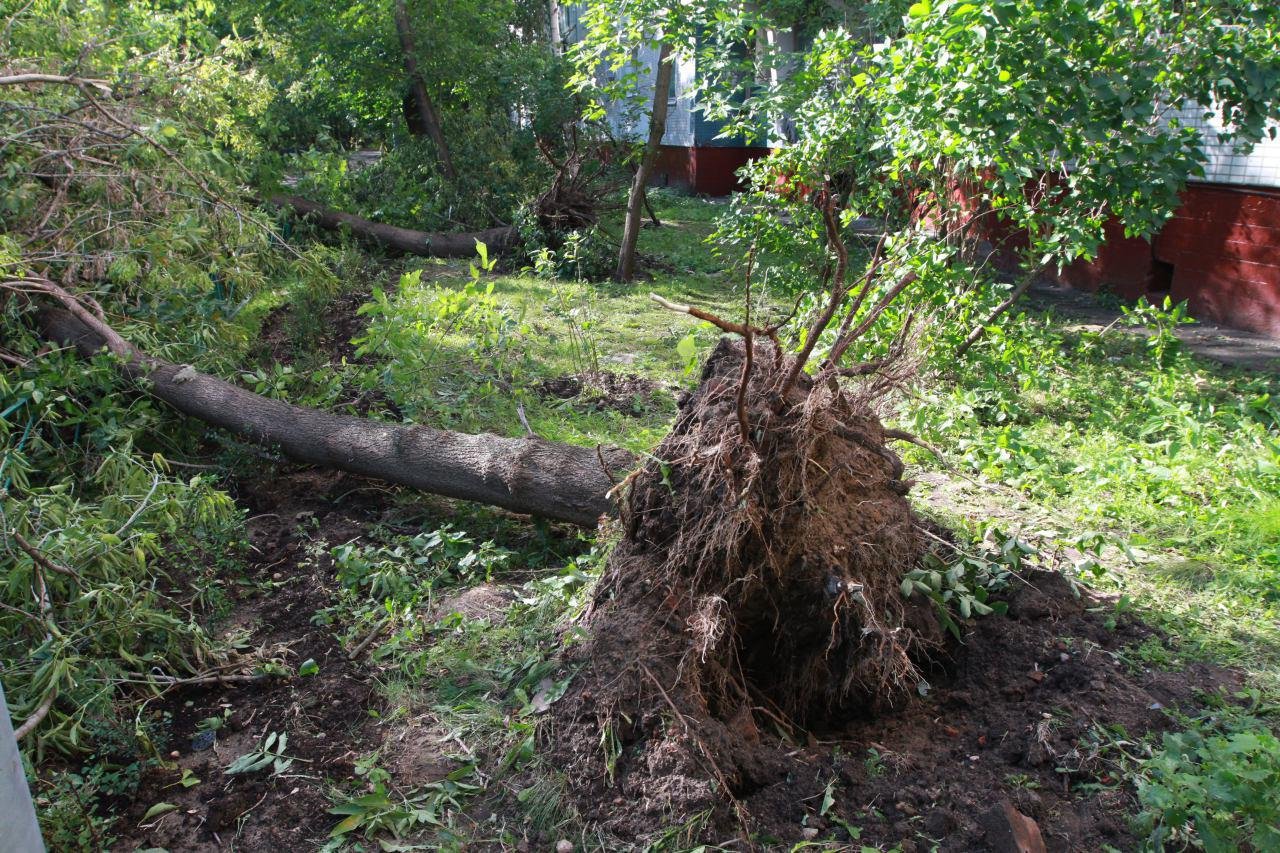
[1058,106,1280,336]
[563,6,1280,337]
[560,6,772,195]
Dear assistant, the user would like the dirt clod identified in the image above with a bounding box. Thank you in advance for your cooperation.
[980,800,1047,853]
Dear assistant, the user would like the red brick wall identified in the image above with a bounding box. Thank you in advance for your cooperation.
[649,145,769,196]
[1155,187,1280,337]
[652,146,695,190]
[1058,223,1164,301]
[962,182,1280,337]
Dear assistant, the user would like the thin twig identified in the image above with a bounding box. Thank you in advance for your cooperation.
[0,73,113,95]
[955,267,1041,357]
[13,690,56,739]
[12,528,80,580]
[736,244,758,448]
[348,619,389,660]
[648,293,758,337]
[639,662,690,733]
[779,189,849,396]
[113,469,161,538]
[823,230,892,369]
[125,671,267,688]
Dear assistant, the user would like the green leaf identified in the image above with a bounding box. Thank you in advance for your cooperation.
[676,333,696,362]
[142,802,179,821]
[819,780,836,816]
[330,813,365,836]
[907,0,931,18]
[298,658,320,677]
[328,803,367,815]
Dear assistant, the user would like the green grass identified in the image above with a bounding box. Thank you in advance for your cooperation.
[328,198,745,453]
[895,310,1280,691]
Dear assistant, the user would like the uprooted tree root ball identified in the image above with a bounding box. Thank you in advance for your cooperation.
[547,337,945,831]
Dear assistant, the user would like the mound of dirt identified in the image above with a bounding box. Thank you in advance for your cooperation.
[546,337,941,833]
[543,338,1236,850]
[538,370,665,416]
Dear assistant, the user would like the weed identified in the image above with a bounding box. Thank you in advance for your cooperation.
[864,747,887,779]
[325,765,481,847]
[225,731,296,776]
[1004,773,1041,791]
[1135,712,1280,851]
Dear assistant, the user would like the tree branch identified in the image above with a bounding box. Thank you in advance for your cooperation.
[0,73,112,95]
[955,268,1039,357]
[11,529,81,581]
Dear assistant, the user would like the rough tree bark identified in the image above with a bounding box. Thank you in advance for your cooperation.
[269,195,518,257]
[394,0,457,182]
[616,42,674,283]
[38,308,631,526]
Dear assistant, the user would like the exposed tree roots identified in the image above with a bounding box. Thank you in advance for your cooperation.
[547,338,943,834]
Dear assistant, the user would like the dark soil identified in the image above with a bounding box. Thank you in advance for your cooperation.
[545,568,1235,851]
[98,330,1242,853]
[255,283,406,419]
[108,469,391,852]
[257,287,373,368]
[538,370,667,417]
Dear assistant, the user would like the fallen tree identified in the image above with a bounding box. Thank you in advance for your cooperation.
[29,280,630,526]
[269,194,520,258]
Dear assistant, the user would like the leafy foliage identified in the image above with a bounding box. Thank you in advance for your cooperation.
[0,0,336,765]
[1137,709,1280,851]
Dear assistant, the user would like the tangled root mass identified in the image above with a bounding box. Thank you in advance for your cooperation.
[548,338,943,830]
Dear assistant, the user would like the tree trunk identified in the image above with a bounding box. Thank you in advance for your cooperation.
[548,0,562,55]
[616,42,674,283]
[38,309,632,527]
[643,185,661,227]
[394,0,457,182]
[269,194,518,258]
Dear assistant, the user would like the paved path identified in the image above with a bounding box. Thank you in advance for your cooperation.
[1026,281,1280,373]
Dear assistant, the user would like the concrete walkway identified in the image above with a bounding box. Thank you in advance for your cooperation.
[1026,281,1280,373]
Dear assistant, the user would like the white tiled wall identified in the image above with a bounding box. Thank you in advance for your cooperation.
[598,43,696,147]
[1169,102,1280,189]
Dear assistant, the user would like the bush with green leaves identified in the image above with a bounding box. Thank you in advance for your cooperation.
[526,225,617,283]
[288,123,551,234]
[350,263,532,426]
[1136,713,1280,851]
[0,0,343,774]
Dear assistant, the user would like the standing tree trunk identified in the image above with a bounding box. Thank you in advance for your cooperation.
[548,0,562,55]
[616,42,673,283]
[394,0,457,182]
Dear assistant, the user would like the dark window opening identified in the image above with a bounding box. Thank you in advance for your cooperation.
[1148,258,1174,295]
